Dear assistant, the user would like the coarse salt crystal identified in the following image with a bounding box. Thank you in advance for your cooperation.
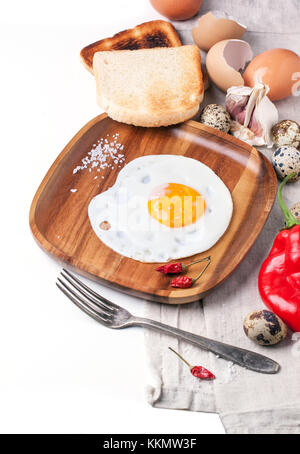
[71,133,125,177]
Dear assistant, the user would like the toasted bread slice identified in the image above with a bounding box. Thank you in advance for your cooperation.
[81,20,181,73]
[93,45,203,127]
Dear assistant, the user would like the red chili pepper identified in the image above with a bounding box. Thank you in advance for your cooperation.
[191,366,216,380]
[156,256,210,275]
[258,173,300,332]
[171,276,193,288]
[156,263,183,274]
[170,256,211,288]
[169,347,215,380]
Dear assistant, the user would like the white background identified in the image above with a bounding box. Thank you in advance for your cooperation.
[0,0,224,433]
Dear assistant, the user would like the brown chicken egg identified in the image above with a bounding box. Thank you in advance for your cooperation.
[193,11,246,52]
[244,48,300,101]
[150,0,202,21]
[206,39,253,92]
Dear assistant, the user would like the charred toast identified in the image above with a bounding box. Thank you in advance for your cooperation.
[81,20,182,73]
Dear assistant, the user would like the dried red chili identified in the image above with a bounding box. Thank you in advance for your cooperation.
[191,366,215,380]
[170,256,211,288]
[171,276,193,288]
[156,263,183,274]
[169,347,215,380]
[156,256,210,275]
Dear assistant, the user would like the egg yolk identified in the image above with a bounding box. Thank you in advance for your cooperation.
[148,183,205,228]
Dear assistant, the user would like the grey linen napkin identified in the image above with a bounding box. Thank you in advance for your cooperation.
[144,0,300,434]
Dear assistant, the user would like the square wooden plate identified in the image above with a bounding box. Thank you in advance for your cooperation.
[30,114,277,304]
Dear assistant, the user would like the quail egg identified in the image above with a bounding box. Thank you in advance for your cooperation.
[243,310,287,346]
[290,201,300,221]
[199,104,231,133]
[272,120,300,149]
[272,146,300,181]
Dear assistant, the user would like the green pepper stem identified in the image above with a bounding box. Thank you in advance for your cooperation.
[168,347,192,369]
[193,256,211,283]
[277,173,300,229]
[183,255,211,269]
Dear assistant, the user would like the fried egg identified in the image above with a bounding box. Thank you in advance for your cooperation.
[88,155,233,262]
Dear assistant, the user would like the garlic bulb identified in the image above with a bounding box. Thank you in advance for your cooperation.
[226,83,278,147]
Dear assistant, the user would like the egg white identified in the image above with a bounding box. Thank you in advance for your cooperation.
[88,155,233,262]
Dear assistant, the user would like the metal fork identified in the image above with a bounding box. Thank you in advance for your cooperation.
[56,269,280,374]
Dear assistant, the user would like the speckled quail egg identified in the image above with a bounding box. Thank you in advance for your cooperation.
[243,310,287,346]
[272,120,300,149]
[290,201,300,221]
[272,146,300,181]
[199,104,231,133]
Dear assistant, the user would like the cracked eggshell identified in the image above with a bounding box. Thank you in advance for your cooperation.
[192,11,246,52]
[206,39,253,92]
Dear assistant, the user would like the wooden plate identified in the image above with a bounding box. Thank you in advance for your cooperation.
[30,114,277,304]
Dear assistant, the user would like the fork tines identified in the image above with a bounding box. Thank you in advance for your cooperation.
[56,269,118,325]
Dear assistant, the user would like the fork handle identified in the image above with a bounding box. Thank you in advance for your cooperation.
[132,317,280,374]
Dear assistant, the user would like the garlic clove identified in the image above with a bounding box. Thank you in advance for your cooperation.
[230,121,265,146]
[225,87,250,122]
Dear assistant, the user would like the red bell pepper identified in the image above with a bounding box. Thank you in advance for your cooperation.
[258,173,300,332]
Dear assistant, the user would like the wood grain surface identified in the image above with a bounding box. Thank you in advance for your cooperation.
[29,114,277,304]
